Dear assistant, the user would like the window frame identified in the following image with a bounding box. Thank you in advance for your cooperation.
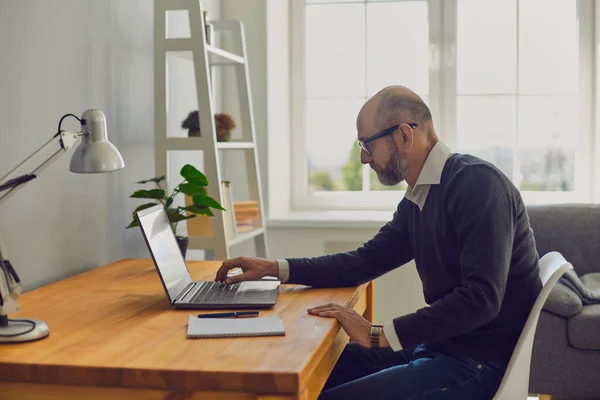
[290,0,595,211]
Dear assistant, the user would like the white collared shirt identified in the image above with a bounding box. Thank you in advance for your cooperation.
[403,141,453,210]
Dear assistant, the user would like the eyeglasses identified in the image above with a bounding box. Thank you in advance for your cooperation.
[358,123,418,157]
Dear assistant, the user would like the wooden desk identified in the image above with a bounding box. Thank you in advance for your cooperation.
[0,259,374,400]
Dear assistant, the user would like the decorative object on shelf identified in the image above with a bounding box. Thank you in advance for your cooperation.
[234,201,260,233]
[0,109,125,343]
[182,110,201,137]
[220,181,237,240]
[203,10,214,45]
[126,164,225,258]
[181,111,237,142]
[214,113,236,142]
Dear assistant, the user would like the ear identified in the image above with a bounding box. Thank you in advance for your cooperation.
[393,123,415,150]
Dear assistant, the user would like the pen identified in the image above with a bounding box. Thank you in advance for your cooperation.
[197,311,259,318]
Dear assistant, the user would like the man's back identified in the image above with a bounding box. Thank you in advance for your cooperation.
[403,153,542,366]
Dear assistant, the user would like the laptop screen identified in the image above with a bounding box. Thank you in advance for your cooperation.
[136,205,192,302]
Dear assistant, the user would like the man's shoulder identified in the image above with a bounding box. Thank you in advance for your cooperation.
[443,153,509,182]
[441,153,519,196]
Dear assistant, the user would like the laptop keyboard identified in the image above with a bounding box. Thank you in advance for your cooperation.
[190,281,240,304]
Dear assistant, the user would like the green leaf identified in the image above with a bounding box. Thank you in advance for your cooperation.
[135,175,166,184]
[182,204,216,216]
[177,183,207,196]
[130,189,165,200]
[165,197,173,208]
[192,193,225,211]
[126,220,139,229]
[180,164,209,186]
[166,209,196,223]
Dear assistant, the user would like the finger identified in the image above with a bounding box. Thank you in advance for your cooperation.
[316,311,343,320]
[308,307,338,316]
[224,274,246,285]
[308,303,338,311]
[215,257,244,282]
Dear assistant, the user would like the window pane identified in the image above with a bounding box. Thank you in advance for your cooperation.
[305,4,366,98]
[519,148,574,191]
[366,1,429,97]
[457,96,517,148]
[457,96,517,179]
[306,99,364,192]
[519,0,578,95]
[518,95,578,148]
[457,0,517,94]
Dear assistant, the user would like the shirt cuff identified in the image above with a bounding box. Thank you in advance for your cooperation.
[276,259,290,283]
[383,320,403,351]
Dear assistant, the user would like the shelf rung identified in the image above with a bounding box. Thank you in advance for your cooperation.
[164,137,206,150]
[227,228,265,247]
[206,45,245,65]
[164,39,245,66]
[217,142,255,150]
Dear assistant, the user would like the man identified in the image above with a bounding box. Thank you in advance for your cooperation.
[215,86,542,400]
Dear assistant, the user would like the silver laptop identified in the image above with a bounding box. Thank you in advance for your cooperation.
[135,205,279,309]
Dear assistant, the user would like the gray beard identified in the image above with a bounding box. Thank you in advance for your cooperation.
[376,146,408,186]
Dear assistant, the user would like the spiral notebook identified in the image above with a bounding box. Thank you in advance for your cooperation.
[187,314,286,338]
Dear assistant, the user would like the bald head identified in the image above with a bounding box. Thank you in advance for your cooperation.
[358,86,434,137]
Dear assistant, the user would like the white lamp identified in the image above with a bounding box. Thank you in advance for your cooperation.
[0,109,124,343]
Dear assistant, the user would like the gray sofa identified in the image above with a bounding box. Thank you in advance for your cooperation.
[527,204,600,398]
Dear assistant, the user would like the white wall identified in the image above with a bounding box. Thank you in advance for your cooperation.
[0,0,156,290]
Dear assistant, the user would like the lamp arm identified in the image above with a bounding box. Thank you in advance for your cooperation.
[0,130,82,317]
[0,131,81,204]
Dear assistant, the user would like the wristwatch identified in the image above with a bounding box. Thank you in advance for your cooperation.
[370,324,384,349]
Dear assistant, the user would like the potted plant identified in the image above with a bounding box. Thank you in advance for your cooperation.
[181,111,236,142]
[126,164,225,258]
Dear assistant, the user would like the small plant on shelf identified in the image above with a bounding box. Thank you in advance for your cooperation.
[181,111,236,142]
[126,164,225,257]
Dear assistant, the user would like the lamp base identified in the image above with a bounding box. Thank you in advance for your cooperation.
[0,318,49,343]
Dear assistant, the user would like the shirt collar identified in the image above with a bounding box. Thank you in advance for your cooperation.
[404,141,452,210]
[414,141,452,186]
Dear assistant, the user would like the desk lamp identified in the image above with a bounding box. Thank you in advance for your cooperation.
[0,109,124,343]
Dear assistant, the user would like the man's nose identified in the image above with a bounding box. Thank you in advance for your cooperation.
[360,149,371,165]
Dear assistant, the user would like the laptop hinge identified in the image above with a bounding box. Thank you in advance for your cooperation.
[174,282,196,303]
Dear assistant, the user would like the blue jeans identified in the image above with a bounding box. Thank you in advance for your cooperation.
[319,343,504,400]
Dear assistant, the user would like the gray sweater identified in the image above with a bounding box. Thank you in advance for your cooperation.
[286,154,542,366]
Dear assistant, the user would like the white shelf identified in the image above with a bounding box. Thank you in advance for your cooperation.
[217,142,255,150]
[206,45,245,65]
[228,228,265,247]
[166,39,245,66]
[163,138,255,151]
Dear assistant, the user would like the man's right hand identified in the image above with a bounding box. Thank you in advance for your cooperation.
[214,256,279,285]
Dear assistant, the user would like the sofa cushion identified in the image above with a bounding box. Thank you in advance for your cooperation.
[568,304,600,350]
[544,281,583,318]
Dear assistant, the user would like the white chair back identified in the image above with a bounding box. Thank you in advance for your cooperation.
[492,251,573,399]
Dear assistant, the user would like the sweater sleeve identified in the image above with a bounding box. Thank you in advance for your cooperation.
[285,201,414,288]
[390,166,516,348]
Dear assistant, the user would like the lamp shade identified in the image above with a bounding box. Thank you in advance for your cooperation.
[69,109,125,173]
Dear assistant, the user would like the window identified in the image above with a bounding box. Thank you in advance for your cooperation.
[292,0,594,210]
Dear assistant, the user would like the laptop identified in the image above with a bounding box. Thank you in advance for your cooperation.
[135,205,279,309]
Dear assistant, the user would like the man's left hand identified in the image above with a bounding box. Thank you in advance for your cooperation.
[308,303,389,348]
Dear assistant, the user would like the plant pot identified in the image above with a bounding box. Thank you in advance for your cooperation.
[188,129,200,137]
[176,236,189,258]
[216,129,231,142]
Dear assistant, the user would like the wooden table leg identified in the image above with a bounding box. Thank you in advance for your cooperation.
[364,281,375,322]
[537,395,552,400]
